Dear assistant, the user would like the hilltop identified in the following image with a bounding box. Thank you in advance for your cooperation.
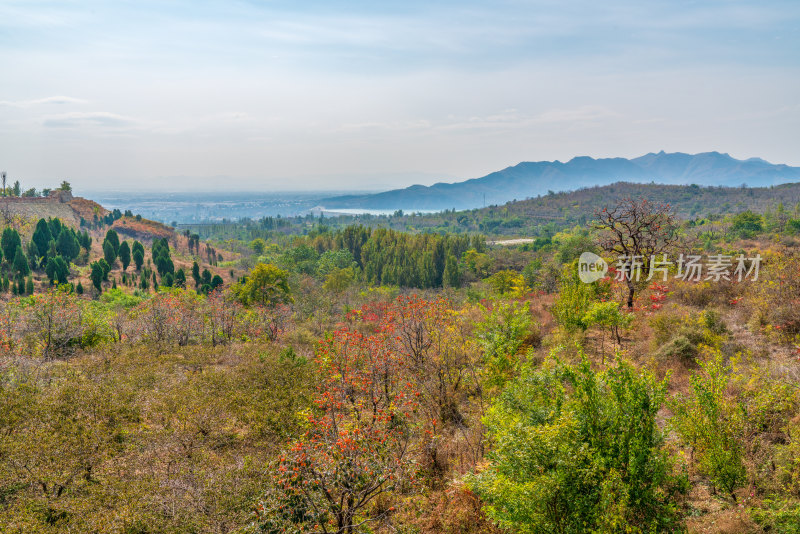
[0,186,245,301]
[488,180,800,224]
[322,151,800,211]
[0,190,177,243]
[0,190,106,229]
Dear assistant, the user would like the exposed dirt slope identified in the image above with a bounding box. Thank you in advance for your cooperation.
[0,195,107,229]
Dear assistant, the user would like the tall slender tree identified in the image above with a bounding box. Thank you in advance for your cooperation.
[118,241,131,271]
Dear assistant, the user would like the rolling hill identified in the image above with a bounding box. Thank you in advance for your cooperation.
[354,181,800,238]
[322,151,800,211]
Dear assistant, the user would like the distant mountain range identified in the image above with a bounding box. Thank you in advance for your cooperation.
[322,152,800,211]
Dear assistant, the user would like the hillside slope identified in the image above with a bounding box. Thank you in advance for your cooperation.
[322,152,800,211]
[370,181,800,237]
[0,192,106,229]
[0,192,176,243]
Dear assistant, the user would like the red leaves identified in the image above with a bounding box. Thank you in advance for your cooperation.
[266,295,466,530]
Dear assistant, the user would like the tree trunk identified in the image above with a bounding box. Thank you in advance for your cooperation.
[626,280,635,309]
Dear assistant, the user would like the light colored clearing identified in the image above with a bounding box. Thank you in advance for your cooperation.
[487,238,536,246]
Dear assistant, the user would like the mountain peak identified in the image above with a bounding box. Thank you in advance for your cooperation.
[322,152,800,211]
[567,155,596,164]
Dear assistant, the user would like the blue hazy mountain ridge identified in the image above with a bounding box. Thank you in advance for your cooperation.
[322,152,800,211]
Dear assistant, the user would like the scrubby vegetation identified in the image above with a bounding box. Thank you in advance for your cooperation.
[3,191,800,533]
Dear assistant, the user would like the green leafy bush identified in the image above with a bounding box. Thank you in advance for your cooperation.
[469,353,684,533]
[476,300,537,388]
[654,310,727,363]
[671,353,746,499]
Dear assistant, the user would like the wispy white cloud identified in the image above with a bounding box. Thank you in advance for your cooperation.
[0,96,87,107]
[338,119,433,133]
[535,106,619,123]
[434,106,620,132]
[41,111,136,128]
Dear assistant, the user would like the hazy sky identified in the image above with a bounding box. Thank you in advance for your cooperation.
[1,0,798,192]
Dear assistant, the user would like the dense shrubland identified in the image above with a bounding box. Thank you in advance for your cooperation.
[3,196,800,533]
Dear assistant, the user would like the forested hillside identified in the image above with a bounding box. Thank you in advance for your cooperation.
[3,189,800,533]
[180,180,800,242]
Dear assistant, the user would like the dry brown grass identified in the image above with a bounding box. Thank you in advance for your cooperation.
[68,196,108,221]
[394,485,502,534]
[111,216,173,240]
[686,509,760,534]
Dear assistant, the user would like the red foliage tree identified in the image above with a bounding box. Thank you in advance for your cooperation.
[257,325,418,533]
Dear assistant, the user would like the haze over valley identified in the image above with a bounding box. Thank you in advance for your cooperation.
[82,151,800,224]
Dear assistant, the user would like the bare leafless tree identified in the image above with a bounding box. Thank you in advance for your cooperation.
[593,198,679,308]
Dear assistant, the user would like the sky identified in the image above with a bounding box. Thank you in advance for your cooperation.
[0,0,798,192]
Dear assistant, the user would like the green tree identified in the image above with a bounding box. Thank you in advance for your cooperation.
[731,210,764,237]
[671,353,746,500]
[118,241,131,271]
[486,269,525,295]
[90,261,105,293]
[31,218,52,263]
[232,263,292,307]
[551,269,604,332]
[316,249,356,278]
[26,239,37,270]
[103,240,117,266]
[12,245,30,277]
[98,258,110,280]
[46,256,70,285]
[152,238,174,276]
[1,227,22,264]
[104,229,120,255]
[47,217,62,241]
[192,261,201,287]
[139,270,149,291]
[56,228,80,261]
[250,238,266,254]
[323,267,355,294]
[132,248,144,271]
[476,300,535,388]
[469,355,682,533]
[131,239,144,259]
[555,232,597,264]
[46,239,57,265]
[79,230,92,251]
[174,268,186,288]
[582,301,633,360]
[25,276,34,295]
[210,274,223,290]
[443,254,461,288]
